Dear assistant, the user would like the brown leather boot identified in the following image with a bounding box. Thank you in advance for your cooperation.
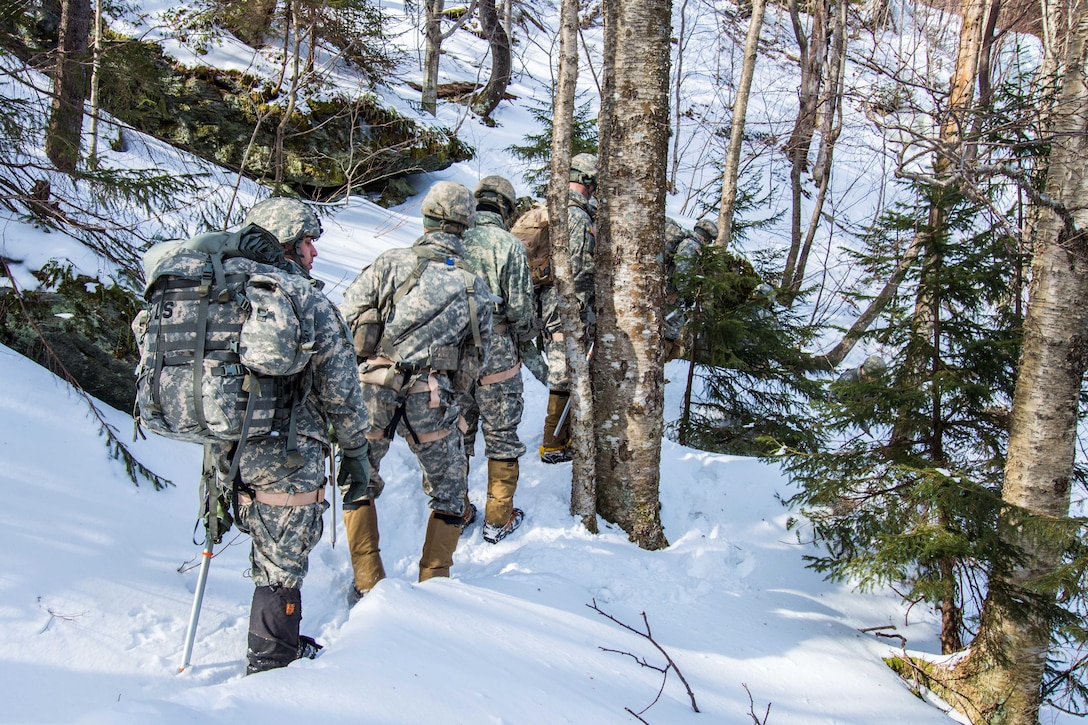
[418,511,463,582]
[485,458,518,527]
[343,501,386,597]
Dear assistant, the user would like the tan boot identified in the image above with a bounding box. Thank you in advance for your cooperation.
[418,512,462,582]
[343,501,386,595]
[541,391,572,463]
[485,459,518,527]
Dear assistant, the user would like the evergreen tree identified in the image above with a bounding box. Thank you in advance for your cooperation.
[673,242,823,456]
[781,179,1028,652]
[507,98,597,198]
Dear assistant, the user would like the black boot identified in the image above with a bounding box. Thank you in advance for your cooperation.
[246,585,315,675]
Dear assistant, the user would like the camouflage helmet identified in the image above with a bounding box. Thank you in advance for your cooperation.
[243,197,322,254]
[570,153,599,186]
[421,181,475,232]
[474,175,517,218]
[694,218,718,242]
[860,355,887,375]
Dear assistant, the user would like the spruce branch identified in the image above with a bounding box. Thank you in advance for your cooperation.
[0,258,172,490]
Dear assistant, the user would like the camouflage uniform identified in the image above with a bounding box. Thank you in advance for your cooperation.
[663,220,704,356]
[340,228,492,517]
[539,186,595,391]
[206,197,370,674]
[461,208,534,461]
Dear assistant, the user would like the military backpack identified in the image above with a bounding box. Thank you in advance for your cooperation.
[131,225,319,455]
[509,204,553,289]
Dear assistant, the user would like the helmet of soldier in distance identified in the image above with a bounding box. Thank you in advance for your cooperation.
[474,175,517,220]
[422,181,475,234]
[243,197,322,256]
[569,153,599,186]
[694,218,718,243]
[860,355,887,377]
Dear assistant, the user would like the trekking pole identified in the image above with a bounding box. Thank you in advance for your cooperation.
[554,339,595,437]
[329,446,338,548]
[178,538,213,673]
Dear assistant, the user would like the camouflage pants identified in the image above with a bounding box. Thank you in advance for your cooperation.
[463,332,526,460]
[354,373,468,516]
[544,333,590,391]
[213,436,329,589]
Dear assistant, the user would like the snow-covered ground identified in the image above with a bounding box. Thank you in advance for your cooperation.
[3,0,1060,721]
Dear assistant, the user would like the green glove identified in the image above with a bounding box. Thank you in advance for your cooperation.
[337,443,371,504]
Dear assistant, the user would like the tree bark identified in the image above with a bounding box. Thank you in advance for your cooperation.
[45,0,91,173]
[593,0,670,550]
[718,0,766,248]
[470,0,512,119]
[779,0,830,290]
[548,0,597,530]
[784,0,846,299]
[923,4,1088,722]
[422,0,444,115]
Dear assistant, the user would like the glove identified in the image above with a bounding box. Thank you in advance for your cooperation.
[519,340,549,386]
[337,443,371,504]
[202,492,233,545]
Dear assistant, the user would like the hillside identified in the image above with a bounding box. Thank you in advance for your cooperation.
[1,0,1072,722]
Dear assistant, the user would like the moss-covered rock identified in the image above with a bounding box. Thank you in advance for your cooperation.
[91,39,473,201]
[0,263,142,413]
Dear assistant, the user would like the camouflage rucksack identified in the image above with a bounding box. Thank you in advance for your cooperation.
[375,246,484,372]
[509,204,553,289]
[131,224,319,455]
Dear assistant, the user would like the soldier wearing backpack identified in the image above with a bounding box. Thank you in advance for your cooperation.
[202,198,373,674]
[461,175,535,543]
[340,181,493,586]
[538,153,598,464]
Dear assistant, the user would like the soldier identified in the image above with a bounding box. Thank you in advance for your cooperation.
[461,175,535,543]
[835,355,888,386]
[539,153,597,464]
[208,197,373,674]
[340,181,493,585]
[663,218,713,361]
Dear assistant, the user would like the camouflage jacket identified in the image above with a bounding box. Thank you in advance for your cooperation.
[295,278,370,450]
[340,230,493,379]
[664,219,703,297]
[463,210,535,341]
[540,188,595,335]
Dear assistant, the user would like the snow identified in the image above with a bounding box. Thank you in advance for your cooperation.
[1,0,1057,721]
[0,338,962,724]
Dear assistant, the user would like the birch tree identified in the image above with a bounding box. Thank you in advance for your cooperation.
[910,4,1088,720]
[547,0,597,529]
[717,0,766,248]
[592,0,671,550]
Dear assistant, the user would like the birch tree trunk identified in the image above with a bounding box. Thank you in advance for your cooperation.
[548,0,597,530]
[718,0,766,247]
[593,0,670,550]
